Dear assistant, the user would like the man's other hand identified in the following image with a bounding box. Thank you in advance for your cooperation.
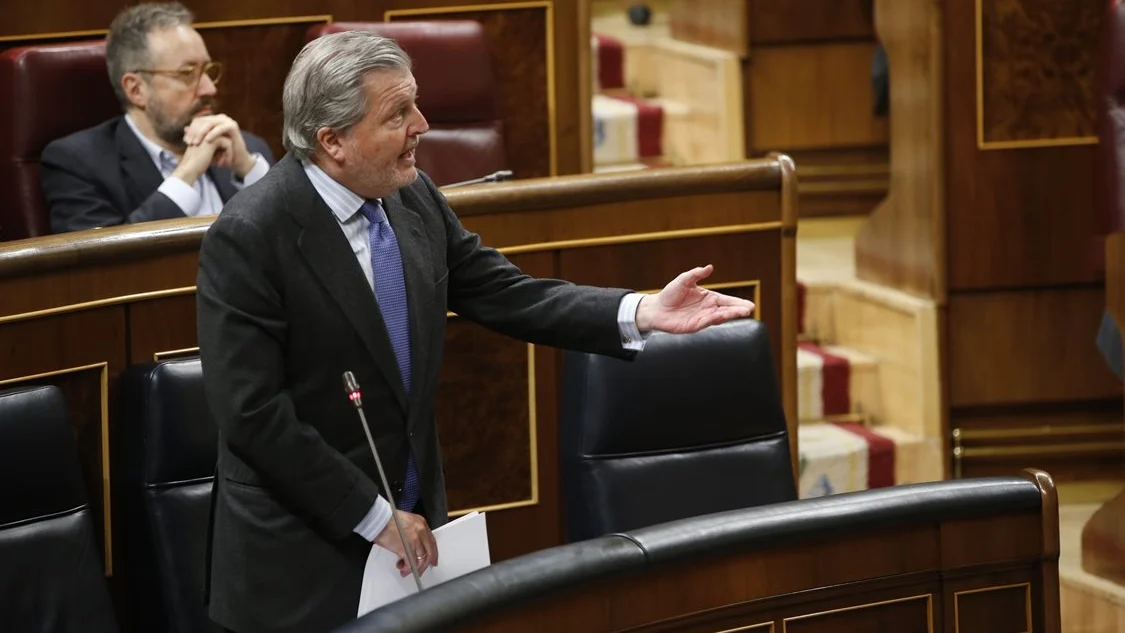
[373,510,439,577]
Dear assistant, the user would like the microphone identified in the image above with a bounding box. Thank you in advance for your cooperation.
[442,170,514,188]
[343,371,425,592]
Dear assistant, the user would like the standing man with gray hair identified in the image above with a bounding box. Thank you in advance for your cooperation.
[41,2,273,233]
[197,30,755,633]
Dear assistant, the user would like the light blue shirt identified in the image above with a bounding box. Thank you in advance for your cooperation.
[301,160,647,541]
[124,113,269,217]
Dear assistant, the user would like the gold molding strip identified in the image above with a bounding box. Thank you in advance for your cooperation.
[713,623,773,633]
[953,424,1123,442]
[782,594,933,633]
[153,347,201,362]
[952,582,1031,633]
[384,1,558,176]
[951,423,1125,477]
[0,362,113,576]
[974,0,1096,150]
[0,15,333,43]
[957,442,1125,459]
[449,343,539,517]
[500,222,783,255]
[0,286,196,326]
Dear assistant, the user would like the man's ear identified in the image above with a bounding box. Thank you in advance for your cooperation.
[316,127,347,163]
[121,72,148,109]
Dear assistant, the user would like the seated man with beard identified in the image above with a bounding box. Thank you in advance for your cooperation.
[41,2,274,233]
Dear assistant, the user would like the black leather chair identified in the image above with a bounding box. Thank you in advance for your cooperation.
[559,318,797,542]
[118,357,219,633]
[0,385,119,633]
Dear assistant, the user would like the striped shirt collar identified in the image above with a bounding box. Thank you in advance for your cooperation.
[301,160,381,223]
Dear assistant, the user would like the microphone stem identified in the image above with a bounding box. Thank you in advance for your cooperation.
[356,407,425,592]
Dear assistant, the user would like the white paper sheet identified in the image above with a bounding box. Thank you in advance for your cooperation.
[357,511,490,618]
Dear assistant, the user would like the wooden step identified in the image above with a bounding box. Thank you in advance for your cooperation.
[797,342,881,424]
[797,422,928,498]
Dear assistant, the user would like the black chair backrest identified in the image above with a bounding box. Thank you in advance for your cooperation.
[559,318,797,542]
[119,357,219,633]
[0,384,119,633]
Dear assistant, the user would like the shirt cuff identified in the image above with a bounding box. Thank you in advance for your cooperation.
[234,153,269,189]
[157,177,201,216]
[353,496,394,542]
[617,292,648,352]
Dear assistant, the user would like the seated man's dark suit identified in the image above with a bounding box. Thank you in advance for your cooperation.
[41,116,274,233]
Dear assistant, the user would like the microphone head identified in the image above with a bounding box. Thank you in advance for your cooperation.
[342,371,362,408]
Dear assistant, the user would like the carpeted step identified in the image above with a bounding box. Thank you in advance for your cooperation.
[592,34,625,92]
[797,342,879,423]
[592,94,665,167]
[796,422,925,498]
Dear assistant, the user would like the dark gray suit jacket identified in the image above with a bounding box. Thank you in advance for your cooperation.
[41,116,274,233]
[196,155,634,633]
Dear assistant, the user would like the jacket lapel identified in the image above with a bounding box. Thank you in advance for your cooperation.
[383,190,434,413]
[115,120,166,210]
[282,158,409,412]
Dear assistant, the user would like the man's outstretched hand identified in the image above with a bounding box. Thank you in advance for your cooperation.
[635,265,755,333]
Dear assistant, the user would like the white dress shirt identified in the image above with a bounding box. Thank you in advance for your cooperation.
[301,160,647,541]
[124,114,269,217]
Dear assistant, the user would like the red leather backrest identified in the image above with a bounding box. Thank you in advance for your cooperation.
[0,40,118,241]
[305,21,508,185]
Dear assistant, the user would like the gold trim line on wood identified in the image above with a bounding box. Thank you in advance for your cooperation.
[954,442,1125,460]
[979,137,1098,151]
[952,582,1031,633]
[447,343,538,517]
[973,0,1094,151]
[0,286,196,326]
[384,1,558,176]
[952,424,1124,442]
[153,347,201,362]
[499,222,783,255]
[712,622,774,633]
[0,362,113,576]
[0,15,333,43]
[782,594,934,633]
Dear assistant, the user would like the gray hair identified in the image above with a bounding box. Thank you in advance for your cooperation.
[106,2,195,107]
[282,30,413,161]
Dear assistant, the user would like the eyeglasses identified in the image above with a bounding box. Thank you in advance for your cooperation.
[134,61,223,87]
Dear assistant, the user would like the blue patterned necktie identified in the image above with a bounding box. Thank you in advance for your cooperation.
[358,200,420,512]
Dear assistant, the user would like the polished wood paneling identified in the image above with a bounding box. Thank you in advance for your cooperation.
[438,322,533,512]
[945,0,1102,291]
[668,0,748,57]
[947,289,1121,407]
[750,0,874,44]
[954,584,1030,633]
[854,0,945,299]
[127,296,198,363]
[748,42,888,153]
[978,0,1099,147]
[858,0,1114,482]
[0,161,795,589]
[785,596,930,633]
